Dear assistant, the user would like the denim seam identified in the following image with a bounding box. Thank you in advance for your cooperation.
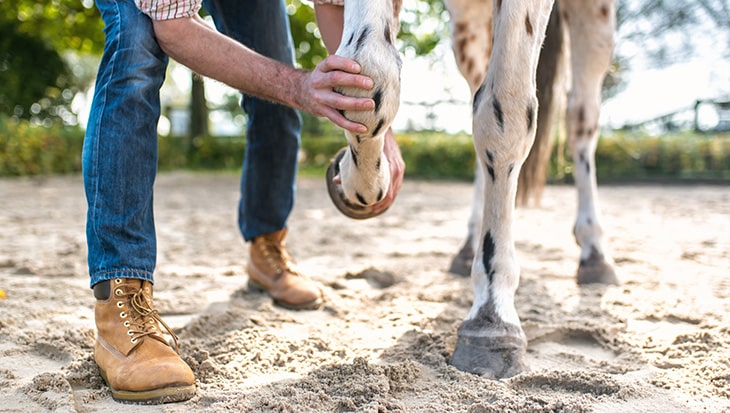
[88,1,123,271]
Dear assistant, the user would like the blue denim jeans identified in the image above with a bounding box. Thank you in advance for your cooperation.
[83,0,301,288]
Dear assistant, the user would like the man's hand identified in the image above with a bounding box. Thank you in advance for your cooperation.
[371,127,405,214]
[296,55,375,134]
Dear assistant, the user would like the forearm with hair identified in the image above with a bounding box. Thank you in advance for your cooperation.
[152,15,305,110]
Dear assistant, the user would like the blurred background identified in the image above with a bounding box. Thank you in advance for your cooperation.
[1,0,728,181]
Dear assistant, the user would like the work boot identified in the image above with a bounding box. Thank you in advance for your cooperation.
[93,278,195,404]
[247,228,323,310]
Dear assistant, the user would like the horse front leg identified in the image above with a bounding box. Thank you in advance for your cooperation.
[561,0,618,284]
[450,0,555,378]
[326,0,402,218]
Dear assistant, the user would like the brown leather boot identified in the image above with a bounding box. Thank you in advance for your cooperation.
[247,228,323,310]
[93,278,195,404]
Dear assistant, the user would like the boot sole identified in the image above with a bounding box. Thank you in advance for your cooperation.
[247,278,323,311]
[100,370,195,405]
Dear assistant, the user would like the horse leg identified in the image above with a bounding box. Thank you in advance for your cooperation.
[445,0,492,276]
[560,0,618,284]
[450,0,555,378]
[326,0,402,215]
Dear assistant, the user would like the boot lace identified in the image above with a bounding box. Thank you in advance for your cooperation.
[118,284,180,353]
[257,239,301,276]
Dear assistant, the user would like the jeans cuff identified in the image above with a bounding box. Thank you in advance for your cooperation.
[89,269,155,288]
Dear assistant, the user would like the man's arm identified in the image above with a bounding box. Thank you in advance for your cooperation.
[152,15,374,134]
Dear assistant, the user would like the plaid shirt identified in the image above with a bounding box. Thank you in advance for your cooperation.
[136,0,343,21]
[135,0,201,20]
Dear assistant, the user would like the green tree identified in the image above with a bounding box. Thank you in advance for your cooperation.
[0,0,104,123]
[286,0,449,68]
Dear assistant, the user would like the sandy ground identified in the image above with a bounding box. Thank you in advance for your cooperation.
[0,171,728,412]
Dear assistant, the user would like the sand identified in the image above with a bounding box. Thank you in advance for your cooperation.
[0,171,728,412]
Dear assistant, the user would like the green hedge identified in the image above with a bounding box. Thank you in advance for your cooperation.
[0,117,84,176]
[1,115,728,182]
[550,131,730,182]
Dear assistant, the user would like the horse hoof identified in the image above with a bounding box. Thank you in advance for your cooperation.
[450,333,527,379]
[577,250,619,285]
[448,238,474,277]
[326,147,388,220]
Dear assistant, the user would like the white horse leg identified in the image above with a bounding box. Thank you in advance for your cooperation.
[327,0,401,211]
[560,0,618,284]
[450,0,555,378]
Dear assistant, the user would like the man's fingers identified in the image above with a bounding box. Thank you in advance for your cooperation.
[324,108,368,133]
[324,94,375,112]
[319,55,362,74]
[321,71,374,91]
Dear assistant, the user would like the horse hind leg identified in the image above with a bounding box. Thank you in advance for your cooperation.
[445,0,492,276]
[561,0,618,285]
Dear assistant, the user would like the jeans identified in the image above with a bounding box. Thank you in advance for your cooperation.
[83,0,301,288]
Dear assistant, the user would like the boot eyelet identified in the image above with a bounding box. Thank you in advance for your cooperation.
[114,279,122,284]
[116,301,124,308]
[115,288,123,296]
[130,338,138,344]
[127,330,134,336]
[123,321,130,327]
[119,311,127,318]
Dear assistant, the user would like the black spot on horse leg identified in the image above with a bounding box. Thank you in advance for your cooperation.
[579,149,589,174]
[493,99,504,132]
[487,163,496,182]
[508,163,515,176]
[384,23,392,44]
[527,105,534,131]
[356,192,367,205]
[473,83,486,113]
[377,189,384,201]
[371,118,385,137]
[356,26,370,52]
[482,231,496,284]
[486,150,495,164]
[376,157,381,171]
[350,145,359,167]
[373,88,383,113]
[346,32,355,47]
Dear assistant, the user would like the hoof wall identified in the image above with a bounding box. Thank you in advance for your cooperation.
[450,334,527,379]
[578,252,619,285]
[326,147,387,220]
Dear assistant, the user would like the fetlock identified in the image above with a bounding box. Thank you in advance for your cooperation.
[247,228,323,310]
[94,278,195,404]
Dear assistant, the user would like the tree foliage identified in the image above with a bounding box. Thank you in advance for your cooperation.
[0,0,103,123]
[286,0,450,69]
[616,0,730,65]
[1,0,728,127]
